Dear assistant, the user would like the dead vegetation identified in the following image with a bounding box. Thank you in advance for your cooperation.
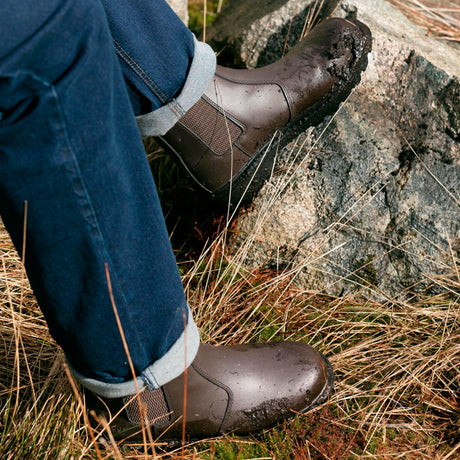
[0,0,459,459]
[389,0,460,44]
[1,200,459,458]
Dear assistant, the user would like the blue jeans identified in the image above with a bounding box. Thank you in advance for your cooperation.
[0,0,215,397]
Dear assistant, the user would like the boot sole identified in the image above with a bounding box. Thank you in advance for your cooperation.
[213,20,372,209]
[302,351,334,413]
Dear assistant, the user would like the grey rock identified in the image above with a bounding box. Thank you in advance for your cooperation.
[206,0,340,68]
[221,0,460,300]
[166,0,188,25]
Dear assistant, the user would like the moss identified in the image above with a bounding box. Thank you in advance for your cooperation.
[350,254,378,287]
[188,0,225,35]
[196,438,270,459]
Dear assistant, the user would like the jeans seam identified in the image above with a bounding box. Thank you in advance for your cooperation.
[169,99,186,118]
[141,366,160,388]
[113,39,167,102]
[113,39,186,117]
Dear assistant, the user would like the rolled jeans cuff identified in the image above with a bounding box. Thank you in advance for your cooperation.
[136,36,216,136]
[70,307,200,398]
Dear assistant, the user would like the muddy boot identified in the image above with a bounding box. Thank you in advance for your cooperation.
[86,341,334,444]
[158,17,372,207]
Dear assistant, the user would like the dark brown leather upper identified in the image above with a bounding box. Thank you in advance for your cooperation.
[107,341,331,441]
[160,18,371,193]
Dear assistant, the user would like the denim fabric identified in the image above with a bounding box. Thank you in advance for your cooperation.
[100,0,195,115]
[100,0,216,135]
[0,0,205,392]
[136,36,216,136]
[71,311,199,398]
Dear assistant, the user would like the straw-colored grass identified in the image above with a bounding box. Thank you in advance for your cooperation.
[388,0,460,44]
[1,0,459,459]
[1,178,459,458]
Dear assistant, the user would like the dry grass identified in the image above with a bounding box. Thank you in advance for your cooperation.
[389,0,460,44]
[1,0,460,459]
[1,194,459,458]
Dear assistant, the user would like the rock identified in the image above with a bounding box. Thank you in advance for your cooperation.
[166,0,188,25]
[207,0,340,67]
[216,0,460,299]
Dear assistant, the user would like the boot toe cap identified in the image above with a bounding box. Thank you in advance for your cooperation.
[193,342,332,435]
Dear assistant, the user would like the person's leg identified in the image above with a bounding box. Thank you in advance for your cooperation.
[100,0,372,208]
[100,0,216,135]
[0,0,199,394]
[158,18,373,207]
[0,0,334,441]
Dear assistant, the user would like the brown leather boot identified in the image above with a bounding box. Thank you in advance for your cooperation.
[86,342,333,444]
[158,17,372,208]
